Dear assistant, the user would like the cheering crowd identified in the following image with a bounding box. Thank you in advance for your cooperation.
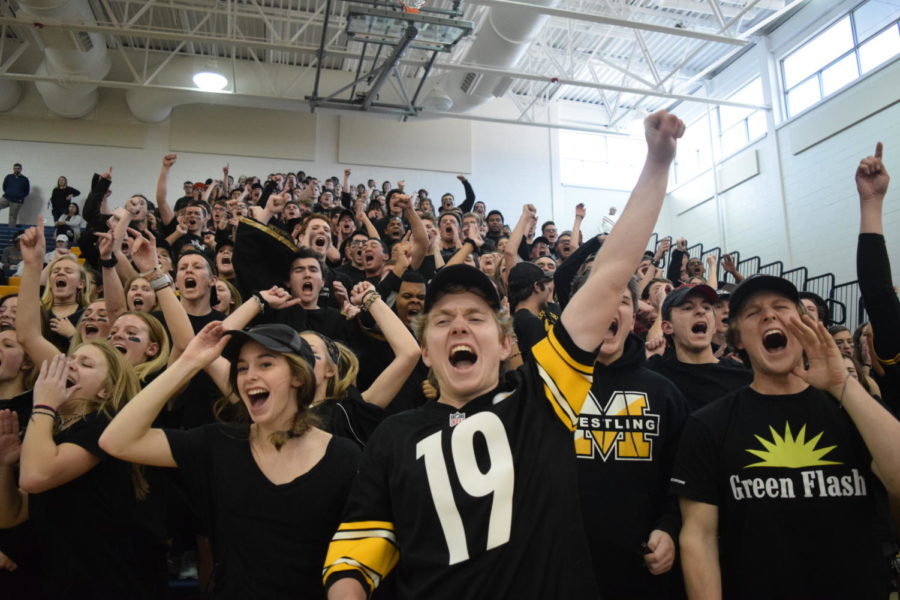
[0,110,899,600]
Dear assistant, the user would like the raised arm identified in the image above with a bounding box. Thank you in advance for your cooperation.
[353,282,420,408]
[129,229,193,363]
[679,499,721,600]
[704,254,718,290]
[445,225,483,267]
[855,142,899,369]
[456,175,475,214]
[356,205,380,240]
[563,110,684,351]
[571,203,585,248]
[96,231,126,321]
[15,217,60,369]
[99,322,229,467]
[398,194,427,270]
[19,356,101,493]
[155,154,177,227]
[503,204,534,279]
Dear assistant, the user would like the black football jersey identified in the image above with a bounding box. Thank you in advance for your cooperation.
[323,322,601,599]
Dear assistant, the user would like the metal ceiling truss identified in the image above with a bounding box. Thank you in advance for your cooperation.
[0,0,803,127]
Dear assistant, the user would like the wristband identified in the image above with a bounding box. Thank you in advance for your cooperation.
[150,273,173,291]
[99,255,118,269]
[252,292,268,313]
[464,238,477,249]
[360,291,381,312]
[138,267,163,279]
[33,404,59,415]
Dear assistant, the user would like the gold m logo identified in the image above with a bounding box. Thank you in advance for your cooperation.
[574,392,659,461]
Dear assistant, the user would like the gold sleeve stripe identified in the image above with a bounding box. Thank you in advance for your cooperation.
[543,328,594,375]
[869,330,900,366]
[323,532,400,592]
[875,351,900,366]
[536,363,595,432]
[238,217,298,252]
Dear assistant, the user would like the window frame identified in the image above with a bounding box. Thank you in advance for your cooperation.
[780,1,900,118]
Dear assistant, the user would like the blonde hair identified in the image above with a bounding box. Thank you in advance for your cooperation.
[117,311,170,382]
[41,255,93,310]
[227,351,318,450]
[302,331,359,401]
[68,340,147,498]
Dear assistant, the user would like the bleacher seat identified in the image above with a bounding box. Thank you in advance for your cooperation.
[0,285,19,297]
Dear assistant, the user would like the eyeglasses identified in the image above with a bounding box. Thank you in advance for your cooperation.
[350,240,367,246]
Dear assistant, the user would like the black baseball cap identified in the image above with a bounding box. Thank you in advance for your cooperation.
[507,262,552,295]
[337,208,356,223]
[728,274,800,318]
[424,265,501,313]
[662,284,719,320]
[222,323,316,370]
[531,236,551,247]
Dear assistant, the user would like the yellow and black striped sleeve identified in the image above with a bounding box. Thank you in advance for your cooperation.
[531,321,596,431]
[323,520,399,593]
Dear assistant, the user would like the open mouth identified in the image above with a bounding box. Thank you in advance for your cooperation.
[314,235,327,248]
[184,277,197,290]
[363,252,375,264]
[763,329,788,352]
[246,388,270,409]
[220,257,231,265]
[691,322,708,334]
[65,377,76,389]
[608,320,619,335]
[55,278,67,289]
[302,282,314,293]
[112,343,128,354]
[449,344,478,369]
[133,297,144,309]
[444,226,453,234]
[84,324,99,336]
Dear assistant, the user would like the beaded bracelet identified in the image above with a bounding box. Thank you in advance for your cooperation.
[360,291,381,312]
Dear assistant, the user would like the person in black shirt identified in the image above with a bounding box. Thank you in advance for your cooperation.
[646,284,751,411]
[49,175,80,222]
[507,260,552,364]
[673,274,900,599]
[571,276,689,599]
[100,322,361,600]
[303,281,420,447]
[3,345,149,600]
[323,109,686,600]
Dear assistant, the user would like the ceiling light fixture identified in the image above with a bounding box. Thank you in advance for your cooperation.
[193,61,228,91]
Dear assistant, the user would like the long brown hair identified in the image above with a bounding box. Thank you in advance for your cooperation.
[227,351,318,450]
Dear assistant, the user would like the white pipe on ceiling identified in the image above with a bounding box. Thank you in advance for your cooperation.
[16,0,111,118]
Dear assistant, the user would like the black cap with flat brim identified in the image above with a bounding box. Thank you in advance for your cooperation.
[425,264,501,313]
[728,274,800,319]
[661,284,719,320]
[222,323,316,372]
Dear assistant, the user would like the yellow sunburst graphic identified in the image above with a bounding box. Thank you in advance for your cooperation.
[744,423,842,469]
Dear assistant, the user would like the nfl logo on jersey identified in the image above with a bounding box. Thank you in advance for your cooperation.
[448,412,466,427]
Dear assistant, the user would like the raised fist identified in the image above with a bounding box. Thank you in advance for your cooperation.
[644,110,685,166]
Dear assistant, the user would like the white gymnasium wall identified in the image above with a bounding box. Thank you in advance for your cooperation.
[0,92,557,227]
[659,0,900,285]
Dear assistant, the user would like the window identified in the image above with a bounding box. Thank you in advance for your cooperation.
[673,114,713,184]
[781,0,900,118]
[718,78,765,157]
[558,131,645,191]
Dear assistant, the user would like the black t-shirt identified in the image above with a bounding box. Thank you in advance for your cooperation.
[324,321,601,599]
[29,413,148,600]
[155,309,227,429]
[645,353,752,412]
[671,386,889,599]
[165,424,361,600]
[313,386,387,448]
[513,308,546,364]
[0,389,32,431]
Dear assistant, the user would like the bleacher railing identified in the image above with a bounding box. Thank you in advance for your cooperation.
[781,266,808,292]
[831,280,867,328]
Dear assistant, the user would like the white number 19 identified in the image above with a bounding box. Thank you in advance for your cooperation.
[415,412,515,565]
